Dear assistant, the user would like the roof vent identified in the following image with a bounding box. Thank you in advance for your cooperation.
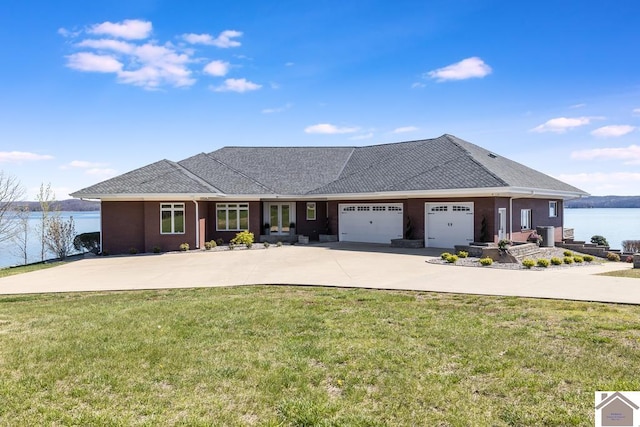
[488,153,497,159]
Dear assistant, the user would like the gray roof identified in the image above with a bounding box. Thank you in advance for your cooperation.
[72,134,587,198]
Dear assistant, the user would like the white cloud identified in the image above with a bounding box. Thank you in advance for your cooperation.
[88,19,152,40]
[285,62,294,66]
[62,160,107,169]
[569,103,586,109]
[530,116,598,133]
[570,145,640,165]
[426,57,492,82]
[66,52,123,73]
[58,27,80,38]
[203,60,230,77]
[212,78,261,93]
[591,125,636,138]
[304,123,360,134]
[350,132,374,140]
[262,103,292,114]
[182,30,242,48]
[0,151,54,163]
[411,82,426,89]
[633,108,640,116]
[393,126,418,134]
[76,38,135,54]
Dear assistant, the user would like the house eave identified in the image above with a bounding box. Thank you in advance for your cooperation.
[71,186,588,202]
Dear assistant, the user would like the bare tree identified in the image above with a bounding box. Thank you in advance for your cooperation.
[45,215,76,260]
[36,183,56,261]
[0,171,25,244]
[11,204,30,265]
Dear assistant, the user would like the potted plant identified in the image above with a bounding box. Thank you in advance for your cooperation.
[263,222,271,235]
[289,222,296,236]
[527,231,543,246]
[497,239,511,251]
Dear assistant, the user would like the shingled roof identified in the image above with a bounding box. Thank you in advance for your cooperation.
[71,134,587,199]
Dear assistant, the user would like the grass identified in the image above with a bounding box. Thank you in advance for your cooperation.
[1,286,640,425]
[0,261,64,278]
[598,268,640,279]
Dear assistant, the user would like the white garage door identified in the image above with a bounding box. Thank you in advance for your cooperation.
[339,203,403,244]
[425,202,474,248]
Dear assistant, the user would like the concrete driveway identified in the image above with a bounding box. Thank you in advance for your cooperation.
[0,243,637,304]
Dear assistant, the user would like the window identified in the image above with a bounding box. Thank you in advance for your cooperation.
[306,202,316,220]
[521,209,532,230]
[216,203,249,231]
[160,203,185,234]
[549,201,558,218]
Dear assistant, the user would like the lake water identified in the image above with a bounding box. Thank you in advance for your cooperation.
[0,211,100,268]
[564,208,640,250]
[0,208,638,268]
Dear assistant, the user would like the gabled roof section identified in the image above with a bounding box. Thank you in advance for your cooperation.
[208,146,355,194]
[179,153,273,194]
[71,160,217,197]
[445,134,587,194]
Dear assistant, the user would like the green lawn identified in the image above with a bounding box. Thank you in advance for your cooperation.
[0,261,64,278]
[1,286,639,426]
[598,267,640,279]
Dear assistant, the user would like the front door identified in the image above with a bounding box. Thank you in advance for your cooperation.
[498,208,507,240]
[268,203,293,235]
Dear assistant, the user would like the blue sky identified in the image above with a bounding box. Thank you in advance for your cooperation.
[1,0,639,199]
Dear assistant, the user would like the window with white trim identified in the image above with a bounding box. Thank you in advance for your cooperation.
[521,209,532,230]
[549,201,558,218]
[160,203,185,234]
[217,203,249,231]
[306,202,316,220]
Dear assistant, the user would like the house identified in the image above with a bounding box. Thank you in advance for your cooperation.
[71,134,588,254]
[595,392,639,426]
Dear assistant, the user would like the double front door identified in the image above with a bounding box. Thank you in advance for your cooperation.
[267,203,294,235]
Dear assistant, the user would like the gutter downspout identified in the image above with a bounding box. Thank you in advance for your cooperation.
[193,200,199,249]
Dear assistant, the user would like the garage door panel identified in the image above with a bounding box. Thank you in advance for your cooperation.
[339,203,403,244]
[425,203,474,248]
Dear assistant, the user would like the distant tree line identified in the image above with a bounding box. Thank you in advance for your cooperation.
[565,196,640,209]
[8,199,100,212]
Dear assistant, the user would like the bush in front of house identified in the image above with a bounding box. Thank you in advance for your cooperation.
[230,231,255,248]
[457,250,469,258]
[179,243,189,252]
[129,247,138,254]
[73,231,100,254]
[606,252,621,262]
[591,235,609,246]
[563,256,574,265]
[583,255,594,262]
[522,259,536,269]
[626,255,634,263]
[550,257,562,266]
[479,257,493,266]
[204,240,217,250]
[263,241,270,249]
[445,254,458,263]
[573,256,584,263]
[563,250,573,257]
[441,252,452,260]
[216,238,224,246]
[537,259,550,268]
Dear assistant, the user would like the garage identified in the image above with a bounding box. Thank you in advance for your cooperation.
[425,202,474,248]
[338,203,403,244]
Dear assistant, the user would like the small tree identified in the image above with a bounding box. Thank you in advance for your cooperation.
[11,204,30,265]
[0,171,25,244]
[37,183,56,261]
[590,235,609,247]
[45,216,76,259]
